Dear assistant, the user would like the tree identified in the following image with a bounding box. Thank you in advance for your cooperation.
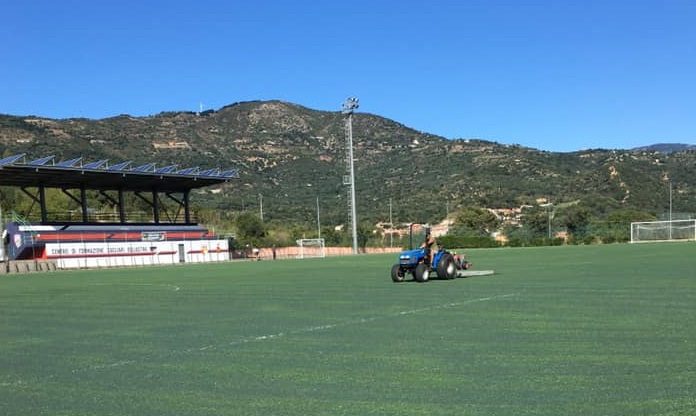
[607,209,656,224]
[520,206,550,236]
[356,222,374,251]
[560,204,592,236]
[452,207,500,236]
[595,209,657,243]
[319,226,344,246]
[233,211,266,247]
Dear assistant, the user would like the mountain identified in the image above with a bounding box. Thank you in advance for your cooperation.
[632,143,696,153]
[0,100,694,226]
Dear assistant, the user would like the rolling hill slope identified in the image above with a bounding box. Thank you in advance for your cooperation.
[1,100,694,225]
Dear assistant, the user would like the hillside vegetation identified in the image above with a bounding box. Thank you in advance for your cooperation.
[1,100,694,245]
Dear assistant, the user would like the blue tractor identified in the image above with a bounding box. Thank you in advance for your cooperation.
[391,225,468,283]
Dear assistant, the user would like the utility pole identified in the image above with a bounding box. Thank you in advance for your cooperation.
[342,97,359,254]
[542,201,553,239]
[389,197,393,248]
[0,202,4,262]
[669,180,673,240]
[258,193,263,221]
[316,197,321,239]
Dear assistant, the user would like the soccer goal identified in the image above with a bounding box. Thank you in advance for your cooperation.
[630,219,696,243]
[296,238,326,259]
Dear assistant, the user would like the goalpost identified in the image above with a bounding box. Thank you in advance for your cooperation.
[630,219,696,243]
[296,238,326,259]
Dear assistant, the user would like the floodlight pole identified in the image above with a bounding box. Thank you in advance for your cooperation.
[669,180,672,240]
[342,97,359,254]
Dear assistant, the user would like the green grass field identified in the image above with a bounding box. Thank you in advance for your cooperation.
[1,243,695,416]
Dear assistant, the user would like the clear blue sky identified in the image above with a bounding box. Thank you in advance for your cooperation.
[1,0,694,152]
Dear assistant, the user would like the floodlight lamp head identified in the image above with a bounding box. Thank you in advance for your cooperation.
[341,97,359,114]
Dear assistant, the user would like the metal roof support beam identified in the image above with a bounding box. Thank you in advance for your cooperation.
[62,187,88,222]
[98,189,127,223]
[99,189,121,223]
[81,186,88,222]
[164,191,192,224]
[118,189,126,223]
[184,190,191,223]
[20,187,43,222]
[98,190,119,207]
[39,186,48,223]
[165,192,183,223]
[134,191,155,223]
[160,195,175,223]
[152,189,160,224]
[61,188,83,222]
[20,187,39,207]
[61,189,81,205]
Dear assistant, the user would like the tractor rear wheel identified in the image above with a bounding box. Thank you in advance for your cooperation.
[414,263,429,282]
[391,264,405,282]
[437,253,457,280]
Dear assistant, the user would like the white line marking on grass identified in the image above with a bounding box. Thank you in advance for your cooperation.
[90,283,181,292]
[139,283,181,292]
[224,293,519,344]
[0,380,26,387]
[70,360,137,374]
[4,293,518,386]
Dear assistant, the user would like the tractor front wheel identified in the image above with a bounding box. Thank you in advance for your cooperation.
[391,264,405,282]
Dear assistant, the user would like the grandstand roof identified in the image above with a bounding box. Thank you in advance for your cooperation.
[0,153,238,192]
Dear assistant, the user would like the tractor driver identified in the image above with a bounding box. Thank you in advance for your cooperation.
[420,226,437,266]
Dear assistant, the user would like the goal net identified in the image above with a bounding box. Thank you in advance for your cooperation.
[630,219,696,243]
[296,238,326,259]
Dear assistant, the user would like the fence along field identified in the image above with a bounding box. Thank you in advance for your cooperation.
[0,243,694,416]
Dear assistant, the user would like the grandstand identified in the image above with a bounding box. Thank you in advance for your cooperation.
[0,153,238,270]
